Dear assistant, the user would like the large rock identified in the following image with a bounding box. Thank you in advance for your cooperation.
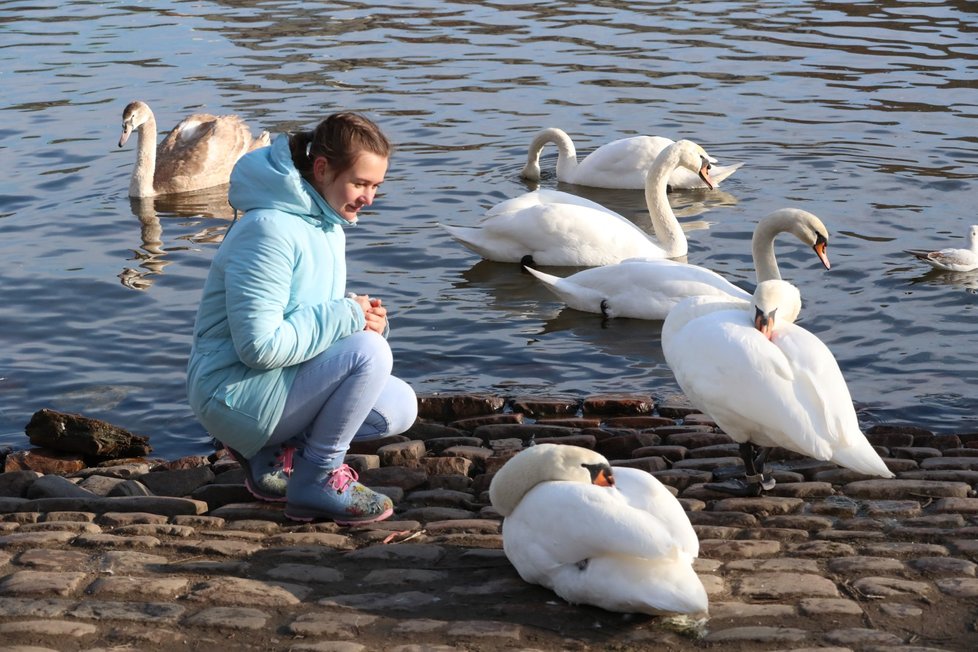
[24,409,152,459]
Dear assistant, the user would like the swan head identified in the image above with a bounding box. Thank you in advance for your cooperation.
[753,279,802,339]
[489,443,615,516]
[759,208,832,271]
[667,140,715,190]
[119,101,152,148]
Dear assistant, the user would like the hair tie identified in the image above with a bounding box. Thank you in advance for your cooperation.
[305,141,312,159]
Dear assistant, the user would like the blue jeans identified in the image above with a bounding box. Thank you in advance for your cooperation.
[266,331,417,468]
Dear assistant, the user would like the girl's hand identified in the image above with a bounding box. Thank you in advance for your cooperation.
[352,294,387,334]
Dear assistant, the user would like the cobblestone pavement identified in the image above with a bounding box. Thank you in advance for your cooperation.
[1,394,977,651]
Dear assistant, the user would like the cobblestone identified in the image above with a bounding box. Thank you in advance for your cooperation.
[0,393,975,651]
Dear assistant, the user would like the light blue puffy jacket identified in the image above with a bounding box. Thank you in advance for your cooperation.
[186,134,365,457]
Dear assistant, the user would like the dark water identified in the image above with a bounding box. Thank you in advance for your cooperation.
[2,1,976,459]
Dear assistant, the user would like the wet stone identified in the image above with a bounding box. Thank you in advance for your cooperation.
[86,575,190,600]
[862,500,923,518]
[265,563,344,584]
[735,572,839,599]
[934,577,978,597]
[0,619,98,638]
[711,496,805,516]
[288,610,379,637]
[185,576,305,605]
[810,496,860,517]
[931,497,978,513]
[828,556,906,575]
[798,597,864,616]
[879,602,923,618]
[767,481,836,498]
[851,576,933,598]
[96,550,170,574]
[445,619,523,641]
[183,606,269,630]
[762,515,834,531]
[15,548,91,570]
[724,557,821,573]
[704,626,809,644]
[708,601,796,619]
[699,539,781,559]
[0,570,89,596]
[786,541,858,558]
[72,533,161,549]
[823,627,904,646]
[321,590,442,611]
[843,479,972,499]
[861,542,949,558]
[651,469,713,491]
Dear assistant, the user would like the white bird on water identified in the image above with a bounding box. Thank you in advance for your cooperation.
[520,127,743,190]
[525,207,831,321]
[662,279,894,496]
[439,139,716,267]
[905,224,978,272]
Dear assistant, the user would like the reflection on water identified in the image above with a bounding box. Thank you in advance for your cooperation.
[1,0,977,458]
[120,189,235,290]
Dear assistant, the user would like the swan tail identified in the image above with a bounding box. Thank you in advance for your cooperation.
[251,131,272,150]
[831,438,895,478]
[710,161,745,185]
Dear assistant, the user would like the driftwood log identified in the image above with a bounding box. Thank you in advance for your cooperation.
[25,409,152,459]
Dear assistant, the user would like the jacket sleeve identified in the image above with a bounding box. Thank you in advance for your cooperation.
[223,218,365,370]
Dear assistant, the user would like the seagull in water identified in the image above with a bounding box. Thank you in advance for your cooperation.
[905,224,978,272]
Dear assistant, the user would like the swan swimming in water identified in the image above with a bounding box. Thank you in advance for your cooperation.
[525,207,831,320]
[520,127,743,190]
[440,139,715,267]
[905,224,978,272]
[489,443,708,615]
[118,100,270,198]
[662,279,894,496]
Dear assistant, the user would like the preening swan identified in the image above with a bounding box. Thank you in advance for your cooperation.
[521,127,743,190]
[118,100,271,198]
[662,279,894,496]
[489,443,707,615]
[526,207,831,320]
[905,224,978,272]
[440,139,715,267]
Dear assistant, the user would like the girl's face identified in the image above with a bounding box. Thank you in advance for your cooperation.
[313,151,388,222]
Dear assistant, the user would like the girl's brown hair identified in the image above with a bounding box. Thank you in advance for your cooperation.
[289,112,391,182]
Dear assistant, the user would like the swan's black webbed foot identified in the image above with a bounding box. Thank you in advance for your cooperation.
[520,255,536,270]
[600,299,610,319]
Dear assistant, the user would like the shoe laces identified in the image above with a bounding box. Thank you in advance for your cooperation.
[272,445,296,477]
[325,464,358,493]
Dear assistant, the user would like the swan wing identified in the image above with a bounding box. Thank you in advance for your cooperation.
[774,325,893,476]
[486,189,619,218]
[907,247,978,272]
[156,113,254,193]
[443,203,666,266]
[570,136,672,188]
[613,467,699,557]
[503,481,686,572]
[663,308,834,460]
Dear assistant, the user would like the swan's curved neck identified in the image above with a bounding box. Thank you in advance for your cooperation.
[530,128,578,179]
[644,148,686,258]
[752,210,811,283]
[130,112,158,197]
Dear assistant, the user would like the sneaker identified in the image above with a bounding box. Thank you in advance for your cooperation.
[226,444,295,502]
[285,455,393,525]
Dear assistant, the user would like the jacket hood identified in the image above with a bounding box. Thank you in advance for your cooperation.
[228,134,350,230]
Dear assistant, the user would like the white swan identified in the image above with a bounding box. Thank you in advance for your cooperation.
[489,443,707,615]
[118,100,271,198]
[525,208,831,320]
[905,224,978,272]
[440,140,715,267]
[520,127,744,190]
[662,279,894,496]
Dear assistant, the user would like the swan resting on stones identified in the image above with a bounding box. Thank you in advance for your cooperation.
[489,443,708,616]
[520,127,743,190]
[525,207,831,321]
[440,139,716,267]
[662,279,894,496]
[118,100,270,198]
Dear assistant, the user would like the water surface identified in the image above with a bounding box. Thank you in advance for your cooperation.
[1,0,976,459]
